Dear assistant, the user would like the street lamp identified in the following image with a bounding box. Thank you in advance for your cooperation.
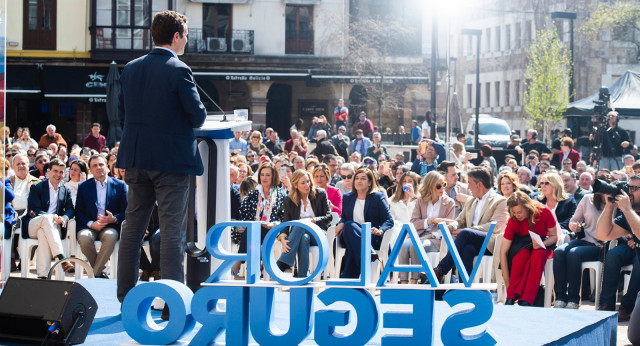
[461,28,482,149]
[551,11,577,102]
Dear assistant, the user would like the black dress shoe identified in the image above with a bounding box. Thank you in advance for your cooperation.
[518,300,531,307]
[597,303,615,311]
[276,261,291,272]
[505,298,515,305]
[618,307,632,322]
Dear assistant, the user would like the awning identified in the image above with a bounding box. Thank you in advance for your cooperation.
[311,74,429,85]
[43,65,109,100]
[193,71,310,81]
[6,64,42,94]
[188,0,251,3]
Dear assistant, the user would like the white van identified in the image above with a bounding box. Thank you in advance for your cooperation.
[465,114,512,149]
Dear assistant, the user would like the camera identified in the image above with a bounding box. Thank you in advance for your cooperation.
[592,179,629,202]
[528,155,535,160]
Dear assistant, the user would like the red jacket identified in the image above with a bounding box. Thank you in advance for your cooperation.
[558,149,581,169]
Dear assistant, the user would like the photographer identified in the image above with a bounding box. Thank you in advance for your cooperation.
[595,174,640,342]
[600,111,630,170]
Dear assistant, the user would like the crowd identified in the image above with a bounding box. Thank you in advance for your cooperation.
[2,108,640,337]
[225,108,640,331]
[2,123,161,283]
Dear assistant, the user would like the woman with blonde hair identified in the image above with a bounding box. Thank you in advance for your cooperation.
[538,172,577,231]
[248,131,267,154]
[397,171,455,284]
[312,163,342,216]
[501,191,558,306]
[275,170,332,276]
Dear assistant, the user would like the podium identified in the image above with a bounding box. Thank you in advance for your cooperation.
[185,115,252,291]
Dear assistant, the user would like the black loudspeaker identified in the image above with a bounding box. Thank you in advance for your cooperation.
[0,278,98,345]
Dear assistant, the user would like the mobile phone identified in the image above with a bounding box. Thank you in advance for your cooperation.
[280,166,287,177]
[82,148,90,156]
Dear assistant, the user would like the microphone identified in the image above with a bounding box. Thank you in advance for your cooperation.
[194,80,228,122]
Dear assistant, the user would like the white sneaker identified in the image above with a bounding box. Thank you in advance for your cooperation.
[566,302,579,309]
[554,300,567,308]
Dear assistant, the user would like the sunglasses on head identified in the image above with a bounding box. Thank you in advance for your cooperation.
[435,182,447,189]
[341,174,353,179]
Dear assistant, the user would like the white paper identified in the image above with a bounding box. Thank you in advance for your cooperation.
[529,231,546,249]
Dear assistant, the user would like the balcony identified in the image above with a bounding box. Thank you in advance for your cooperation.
[186,29,254,55]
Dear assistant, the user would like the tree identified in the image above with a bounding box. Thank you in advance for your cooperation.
[524,27,571,143]
[580,1,640,60]
[321,9,429,132]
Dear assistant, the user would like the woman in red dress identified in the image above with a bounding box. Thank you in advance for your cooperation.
[500,191,559,306]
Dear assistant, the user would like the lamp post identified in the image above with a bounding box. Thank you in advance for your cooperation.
[461,28,482,149]
[551,11,577,102]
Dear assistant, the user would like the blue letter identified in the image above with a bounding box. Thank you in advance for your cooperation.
[122,280,195,345]
[249,287,314,345]
[327,222,372,286]
[441,290,497,345]
[438,222,496,286]
[315,288,379,345]
[190,286,249,346]
[377,223,438,287]
[262,221,329,285]
[380,289,434,345]
[206,221,261,284]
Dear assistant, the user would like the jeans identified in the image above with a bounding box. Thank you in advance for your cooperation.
[277,226,318,277]
[436,228,489,276]
[552,239,602,304]
[601,156,622,171]
[600,242,640,309]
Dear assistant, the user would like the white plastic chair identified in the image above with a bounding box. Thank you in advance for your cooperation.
[581,260,603,308]
[1,224,11,285]
[74,240,119,279]
[493,235,507,303]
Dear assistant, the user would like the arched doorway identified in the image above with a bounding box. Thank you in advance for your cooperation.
[348,85,367,129]
[194,77,220,112]
[266,84,292,139]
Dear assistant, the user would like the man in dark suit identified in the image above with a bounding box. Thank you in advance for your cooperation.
[116,10,206,303]
[75,155,128,278]
[24,158,75,278]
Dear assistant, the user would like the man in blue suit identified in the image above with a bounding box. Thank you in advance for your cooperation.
[24,158,75,278]
[75,155,128,278]
[116,10,207,302]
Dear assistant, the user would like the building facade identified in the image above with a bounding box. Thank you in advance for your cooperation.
[6,0,438,146]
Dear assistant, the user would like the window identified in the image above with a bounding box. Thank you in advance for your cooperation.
[467,84,473,108]
[515,23,521,49]
[485,82,491,107]
[515,80,521,105]
[505,81,510,106]
[505,24,511,50]
[92,0,170,51]
[485,28,491,53]
[23,0,57,50]
[286,5,314,54]
[525,20,532,44]
[495,81,500,106]
[203,4,231,38]
[495,26,500,51]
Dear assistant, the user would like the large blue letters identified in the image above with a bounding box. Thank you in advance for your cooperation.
[441,290,497,345]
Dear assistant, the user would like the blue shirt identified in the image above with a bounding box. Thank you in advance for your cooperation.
[411,126,422,143]
[229,138,248,156]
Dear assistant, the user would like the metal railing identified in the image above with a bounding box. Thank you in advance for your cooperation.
[186,29,254,55]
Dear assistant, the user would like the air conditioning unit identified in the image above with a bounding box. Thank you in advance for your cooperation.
[207,37,227,52]
[231,38,251,53]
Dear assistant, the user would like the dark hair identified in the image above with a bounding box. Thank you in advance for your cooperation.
[257,161,280,188]
[70,159,88,176]
[322,154,337,164]
[49,158,66,168]
[480,144,493,158]
[151,10,188,46]
[560,137,574,150]
[468,166,492,189]
[88,154,106,168]
[528,150,540,157]
[352,167,379,195]
[437,161,456,175]
[456,132,466,139]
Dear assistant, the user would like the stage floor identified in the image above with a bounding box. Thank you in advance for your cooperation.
[0,279,620,345]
